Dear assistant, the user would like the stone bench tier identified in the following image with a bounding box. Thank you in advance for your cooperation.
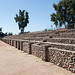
[53,33,75,38]
[48,47,75,73]
[44,38,75,44]
[46,42,75,51]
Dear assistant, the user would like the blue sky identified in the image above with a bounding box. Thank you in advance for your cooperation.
[0,0,60,34]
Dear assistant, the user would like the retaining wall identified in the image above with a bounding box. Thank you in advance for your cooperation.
[23,41,36,54]
[48,48,75,73]
[32,43,50,61]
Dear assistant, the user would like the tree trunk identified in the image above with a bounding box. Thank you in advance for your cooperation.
[21,28,24,33]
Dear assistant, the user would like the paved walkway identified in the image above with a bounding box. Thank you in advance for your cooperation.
[0,41,74,75]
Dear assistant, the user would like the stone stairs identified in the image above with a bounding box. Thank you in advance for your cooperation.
[44,38,75,44]
[53,33,75,38]
[46,42,75,51]
[1,29,75,73]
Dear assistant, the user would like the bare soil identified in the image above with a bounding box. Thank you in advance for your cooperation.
[0,41,74,75]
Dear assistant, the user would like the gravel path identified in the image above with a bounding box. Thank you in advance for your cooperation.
[0,41,74,75]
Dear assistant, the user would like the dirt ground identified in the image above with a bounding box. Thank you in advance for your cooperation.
[0,41,75,75]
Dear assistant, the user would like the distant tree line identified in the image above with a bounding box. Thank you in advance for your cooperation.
[5,32,13,36]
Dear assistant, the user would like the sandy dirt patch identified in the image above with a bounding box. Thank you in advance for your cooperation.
[0,41,74,75]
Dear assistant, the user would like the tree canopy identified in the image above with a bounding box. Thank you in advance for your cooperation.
[51,0,75,29]
[14,10,29,33]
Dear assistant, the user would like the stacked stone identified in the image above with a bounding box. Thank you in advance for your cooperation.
[54,33,75,38]
[11,40,14,46]
[14,40,17,48]
[17,40,20,50]
[48,48,75,73]
[55,29,75,34]
[23,41,36,54]
[46,38,75,44]
[20,40,29,50]
[32,43,50,61]
[48,43,75,51]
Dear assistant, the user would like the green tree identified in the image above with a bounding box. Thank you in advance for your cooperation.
[51,0,75,29]
[8,32,13,36]
[14,10,29,33]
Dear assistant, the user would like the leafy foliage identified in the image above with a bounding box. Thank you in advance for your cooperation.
[7,32,13,36]
[14,10,29,33]
[51,0,75,29]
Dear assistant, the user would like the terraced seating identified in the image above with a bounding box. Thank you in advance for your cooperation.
[1,29,75,73]
[47,42,75,51]
[44,38,75,44]
[53,33,75,38]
